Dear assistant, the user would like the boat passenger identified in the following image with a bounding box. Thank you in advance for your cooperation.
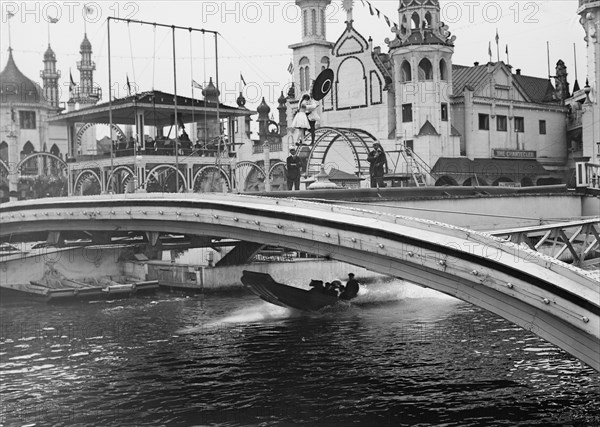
[340,273,360,300]
[326,280,344,297]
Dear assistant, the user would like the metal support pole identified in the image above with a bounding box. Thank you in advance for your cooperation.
[107,18,114,186]
[172,26,180,192]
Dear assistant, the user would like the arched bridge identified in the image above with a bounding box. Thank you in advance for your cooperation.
[0,193,598,371]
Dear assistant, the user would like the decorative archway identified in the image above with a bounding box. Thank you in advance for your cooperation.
[74,170,102,195]
[76,123,126,147]
[234,161,266,193]
[305,127,377,179]
[17,152,68,177]
[193,165,231,193]
[462,176,489,186]
[146,165,188,193]
[268,161,288,191]
[435,176,458,186]
[107,166,135,194]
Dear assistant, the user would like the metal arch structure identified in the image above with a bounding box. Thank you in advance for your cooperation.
[73,170,102,195]
[0,159,8,177]
[75,122,126,147]
[306,127,378,177]
[0,193,598,371]
[233,161,265,192]
[192,165,232,193]
[146,165,188,193]
[107,166,135,193]
[17,152,68,174]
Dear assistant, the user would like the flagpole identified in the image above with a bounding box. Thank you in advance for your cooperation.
[215,32,221,157]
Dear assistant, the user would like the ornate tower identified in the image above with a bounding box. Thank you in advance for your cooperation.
[578,0,600,161]
[40,45,61,109]
[75,33,101,105]
[288,0,333,97]
[387,0,459,171]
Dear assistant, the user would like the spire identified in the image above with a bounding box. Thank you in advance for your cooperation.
[389,0,455,48]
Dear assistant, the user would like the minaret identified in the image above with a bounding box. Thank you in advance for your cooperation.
[387,0,458,173]
[288,0,333,97]
[578,0,600,161]
[40,44,61,109]
[277,91,288,136]
[76,33,100,104]
[257,97,271,139]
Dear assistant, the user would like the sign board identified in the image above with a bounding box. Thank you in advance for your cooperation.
[492,149,536,159]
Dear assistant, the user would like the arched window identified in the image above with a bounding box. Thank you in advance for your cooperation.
[303,10,308,37]
[401,60,412,82]
[424,12,432,28]
[418,58,433,81]
[21,141,35,155]
[439,59,447,80]
[0,141,8,162]
[411,12,420,29]
[299,57,310,92]
[401,15,408,35]
[321,9,326,37]
[321,56,330,71]
[50,144,61,157]
[311,9,317,36]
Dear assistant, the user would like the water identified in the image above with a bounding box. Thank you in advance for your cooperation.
[1,280,598,426]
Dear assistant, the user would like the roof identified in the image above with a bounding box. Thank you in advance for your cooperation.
[513,74,555,103]
[48,89,254,125]
[432,157,549,179]
[0,49,46,105]
[418,120,439,136]
[452,62,557,104]
[452,64,490,96]
[327,168,364,181]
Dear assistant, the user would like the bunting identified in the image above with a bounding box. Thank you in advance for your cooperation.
[69,70,76,95]
[192,80,203,90]
[360,1,398,32]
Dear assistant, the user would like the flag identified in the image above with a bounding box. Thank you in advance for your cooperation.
[384,15,391,27]
[69,70,76,94]
[360,0,365,6]
[376,8,380,18]
[126,74,131,96]
[287,61,294,74]
[192,80,203,90]
[368,2,374,15]
[48,16,59,23]
[488,41,492,59]
[240,73,247,86]
[495,29,499,45]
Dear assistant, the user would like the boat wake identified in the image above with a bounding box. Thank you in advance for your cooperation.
[353,278,456,306]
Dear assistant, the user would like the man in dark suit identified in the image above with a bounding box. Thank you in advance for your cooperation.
[286,148,301,191]
[340,273,360,300]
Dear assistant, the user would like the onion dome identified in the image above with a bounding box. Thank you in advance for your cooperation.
[44,44,56,61]
[202,77,220,103]
[257,97,270,121]
[0,49,43,105]
[236,92,246,108]
[80,33,92,52]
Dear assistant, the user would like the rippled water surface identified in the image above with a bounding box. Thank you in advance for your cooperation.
[1,281,598,426]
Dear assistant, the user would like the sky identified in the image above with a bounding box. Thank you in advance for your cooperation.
[0,0,587,113]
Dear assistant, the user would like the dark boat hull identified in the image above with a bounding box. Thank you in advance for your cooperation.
[241,270,340,312]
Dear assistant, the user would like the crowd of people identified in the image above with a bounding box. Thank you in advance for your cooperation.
[309,273,360,300]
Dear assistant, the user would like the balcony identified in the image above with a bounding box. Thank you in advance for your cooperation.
[70,86,102,102]
[40,69,61,79]
[76,60,96,71]
[252,142,282,154]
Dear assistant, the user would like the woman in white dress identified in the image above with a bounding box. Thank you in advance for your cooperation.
[292,94,311,145]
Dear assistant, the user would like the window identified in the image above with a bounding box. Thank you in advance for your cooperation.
[405,140,414,153]
[299,57,310,92]
[441,103,448,121]
[311,9,317,35]
[539,120,546,134]
[496,115,507,131]
[19,111,36,129]
[439,59,447,81]
[303,11,308,37]
[418,58,433,81]
[401,60,412,82]
[515,116,524,132]
[402,104,413,122]
[478,113,489,130]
